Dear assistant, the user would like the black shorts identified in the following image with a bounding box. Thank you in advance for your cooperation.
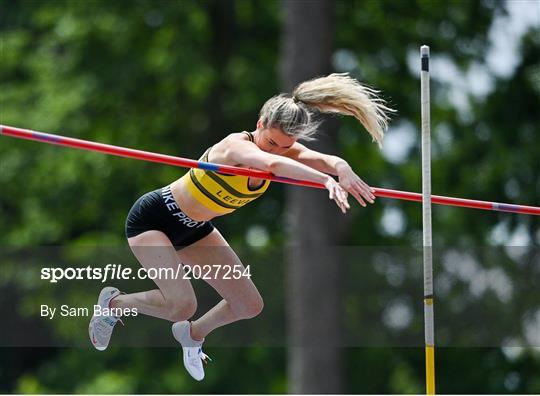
[125,185,215,250]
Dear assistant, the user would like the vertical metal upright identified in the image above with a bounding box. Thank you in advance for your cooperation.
[421,45,436,395]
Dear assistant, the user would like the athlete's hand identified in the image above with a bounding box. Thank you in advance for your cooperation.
[337,165,376,207]
[324,177,350,214]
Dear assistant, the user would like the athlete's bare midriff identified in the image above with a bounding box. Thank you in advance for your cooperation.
[168,179,218,222]
[169,132,265,222]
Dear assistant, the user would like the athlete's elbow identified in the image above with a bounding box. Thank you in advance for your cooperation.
[266,157,283,173]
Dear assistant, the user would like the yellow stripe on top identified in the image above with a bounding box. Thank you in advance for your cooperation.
[182,132,271,215]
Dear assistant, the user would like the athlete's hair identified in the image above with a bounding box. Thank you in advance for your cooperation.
[258,73,395,146]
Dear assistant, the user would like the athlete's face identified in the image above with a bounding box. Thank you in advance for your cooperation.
[255,119,296,155]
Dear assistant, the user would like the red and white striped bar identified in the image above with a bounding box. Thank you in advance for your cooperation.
[373,188,540,216]
[2,124,539,216]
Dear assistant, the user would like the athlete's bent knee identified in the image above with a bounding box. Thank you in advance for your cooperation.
[232,295,264,319]
[167,298,197,322]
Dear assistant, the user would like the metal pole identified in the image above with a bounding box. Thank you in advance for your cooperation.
[2,124,540,216]
[421,45,436,395]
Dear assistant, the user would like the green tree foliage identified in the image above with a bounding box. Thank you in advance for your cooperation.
[0,0,538,393]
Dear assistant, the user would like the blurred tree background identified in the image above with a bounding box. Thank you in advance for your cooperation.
[1,0,539,393]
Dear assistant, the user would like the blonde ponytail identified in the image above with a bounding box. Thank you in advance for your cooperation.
[292,73,395,147]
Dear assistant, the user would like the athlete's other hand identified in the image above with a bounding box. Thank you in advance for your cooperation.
[324,177,350,214]
[336,165,376,207]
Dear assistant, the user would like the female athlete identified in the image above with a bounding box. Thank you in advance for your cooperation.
[89,73,393,381]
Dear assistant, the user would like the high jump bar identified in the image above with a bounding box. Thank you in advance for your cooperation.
[1,124,539,216]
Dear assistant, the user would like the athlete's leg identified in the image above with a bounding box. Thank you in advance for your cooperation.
[111,230,197,322]
[175,228,264,341]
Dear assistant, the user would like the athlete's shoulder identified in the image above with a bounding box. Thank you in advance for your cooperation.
[224,131,254,142]
[210,132,258,166]
[219,131,255,148]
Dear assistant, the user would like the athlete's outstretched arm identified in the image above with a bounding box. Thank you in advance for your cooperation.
[223,139,350,213]
[282,142,376,207]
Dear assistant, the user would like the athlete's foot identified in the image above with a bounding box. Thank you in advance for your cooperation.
[172,321,212,381]
[89,286,123,351]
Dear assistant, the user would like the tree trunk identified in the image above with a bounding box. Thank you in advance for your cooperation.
[281,0,345,393]
[205,0,235,144]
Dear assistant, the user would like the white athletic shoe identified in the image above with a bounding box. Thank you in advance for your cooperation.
[89,286,123,351]
[172,321,212,381]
